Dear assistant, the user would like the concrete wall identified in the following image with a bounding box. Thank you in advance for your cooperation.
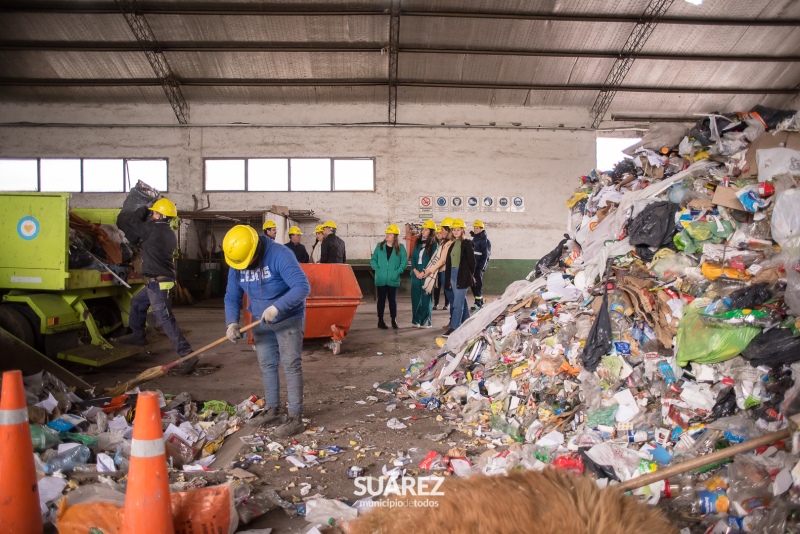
[0,123,595,267]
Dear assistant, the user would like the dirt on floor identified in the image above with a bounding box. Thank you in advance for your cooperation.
[73,297,483,532]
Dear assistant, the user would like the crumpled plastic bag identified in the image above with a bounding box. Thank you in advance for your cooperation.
[626,200,681,248]
[534,234,569,278]
[585,442,652,482]
[785,236,800,316]
[771,188,800,247]
[727,282,772,310]
[581,289,612,372]
[676,302,760,366]
[741,328,800,368]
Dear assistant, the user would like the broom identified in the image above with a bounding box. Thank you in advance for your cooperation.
[106,320,260,396]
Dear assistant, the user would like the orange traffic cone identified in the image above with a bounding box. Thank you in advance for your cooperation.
[0,370,43,533]
[121,391,175,534]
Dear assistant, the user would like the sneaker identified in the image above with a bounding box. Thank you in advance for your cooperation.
[442,325,450,331]
[412,323,420,328]
[114,333,147,346]
[169,355,198,376]
[443,304,449,311]
[424,324,433,329]
[247,406,284,427]
[432,305,439,310]
[443,328,455,337]
[274,415,305,438]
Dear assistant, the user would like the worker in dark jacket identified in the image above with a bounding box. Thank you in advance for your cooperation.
[263,220,278,240]
[470,220,492,310]
[285,226,309,263]
[115,197,197,374]
[320,220,346,264]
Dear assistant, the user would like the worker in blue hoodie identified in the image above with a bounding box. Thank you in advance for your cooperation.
[222,225,311,438]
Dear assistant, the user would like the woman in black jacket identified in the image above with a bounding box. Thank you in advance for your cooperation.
[443,218,476,335]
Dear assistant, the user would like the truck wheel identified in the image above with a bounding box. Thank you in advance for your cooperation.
[0,305,36,347]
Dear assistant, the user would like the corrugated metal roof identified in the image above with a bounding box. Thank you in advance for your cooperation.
[0,0,798,125]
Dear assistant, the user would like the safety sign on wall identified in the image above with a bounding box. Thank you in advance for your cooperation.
[510,196,525,212]
[419,196,433,209]
[435,196,449,212]
[482,196,495,212]
[451,196,464,209]
[466,196,479,212]
[497,197,510,212]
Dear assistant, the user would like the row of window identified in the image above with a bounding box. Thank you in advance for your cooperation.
[204,158,375,192]
[0,157,376,193]
[0,158,168,193]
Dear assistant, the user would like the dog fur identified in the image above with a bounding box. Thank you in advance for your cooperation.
[335,468,677,534]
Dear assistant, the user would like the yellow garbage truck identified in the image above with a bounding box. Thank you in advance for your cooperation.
[0,192,146,366]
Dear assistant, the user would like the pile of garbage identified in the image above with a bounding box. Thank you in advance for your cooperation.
[377,106,800,532]
[16,369,298,531]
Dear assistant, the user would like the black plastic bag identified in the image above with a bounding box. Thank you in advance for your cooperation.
[741,328,800,368]
[635,245,655,263]
[610,158,638,180]
[534,234,569,278]
[750,105,797,130]
[627,201,681,248]
[727,282,772,310]
[578,450,619,482]
[581,289,612,372]
[117,180,160,246]
[711,388,737,419]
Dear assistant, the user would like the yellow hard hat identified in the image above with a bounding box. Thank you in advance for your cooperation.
[384,224,400,235]
[262,220,277,230]
[450,218,466,229]
[473,220,485,228]
[223,225,260,269]
[314,225,324,233]
[436,225,444,232]
[422,219,437,230]
[323,220,338,229]
[288,226,302,235]
[149,198,177,218]
[440,217,454,227]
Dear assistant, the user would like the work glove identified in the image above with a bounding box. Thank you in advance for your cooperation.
[226,322,241,343]
[260,305,279,324]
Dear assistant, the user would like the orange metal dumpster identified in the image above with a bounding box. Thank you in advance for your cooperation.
[240,264,364,354]
[302,263,364,354]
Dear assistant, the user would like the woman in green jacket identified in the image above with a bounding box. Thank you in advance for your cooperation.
[411,220,438,328]
[370,224,407,329]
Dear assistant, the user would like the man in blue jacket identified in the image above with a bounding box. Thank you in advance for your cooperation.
[470,220,492,310]
[222,225,311,438]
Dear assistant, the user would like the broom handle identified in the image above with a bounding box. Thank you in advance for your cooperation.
[162,320,261,371]
[615,428,791,492]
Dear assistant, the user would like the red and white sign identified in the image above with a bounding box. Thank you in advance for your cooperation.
[419,196,432,208]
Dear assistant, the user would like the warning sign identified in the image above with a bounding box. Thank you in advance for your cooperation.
[466,196,479,212]
[435,196,449,212]
[511,196,525,213]
[419,196,432,208]
[497,197,510,212]
[482,196,495,212]
[451,196,464,210]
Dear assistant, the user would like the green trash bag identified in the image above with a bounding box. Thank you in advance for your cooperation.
[676,302,760,366]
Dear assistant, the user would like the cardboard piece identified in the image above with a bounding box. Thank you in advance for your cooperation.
[743,131,800,178]
[712,184,745,211]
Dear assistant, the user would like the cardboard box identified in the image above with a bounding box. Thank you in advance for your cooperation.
[712,184,745,211]
[743,131,800,178]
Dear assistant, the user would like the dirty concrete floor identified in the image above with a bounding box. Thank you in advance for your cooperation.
[77,297,488,532]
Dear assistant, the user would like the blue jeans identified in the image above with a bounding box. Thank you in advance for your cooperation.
[129,279,193,357]
[449,267,470,329]
[252,316,305,415]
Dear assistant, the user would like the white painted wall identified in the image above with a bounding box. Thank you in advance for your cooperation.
[0,123,595,259]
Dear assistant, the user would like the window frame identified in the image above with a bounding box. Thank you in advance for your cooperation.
[202,157,376,193]
[0,157,169,193]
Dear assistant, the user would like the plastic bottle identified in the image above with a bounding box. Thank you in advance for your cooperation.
[43,444,91,474]
[30,425,62,453]
[669,489,729,517]
[489,414,521,441]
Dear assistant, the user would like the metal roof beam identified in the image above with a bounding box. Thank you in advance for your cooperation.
[3,42,798,63]
[115,0,189,124]
[590,0,675,128]
[402,10,800,26]
[2,3,799,25]
[1,78,796,95]
[388,0,400,125]
[0,41,385,52]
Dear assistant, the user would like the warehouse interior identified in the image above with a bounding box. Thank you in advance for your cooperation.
[1,0,800,532]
